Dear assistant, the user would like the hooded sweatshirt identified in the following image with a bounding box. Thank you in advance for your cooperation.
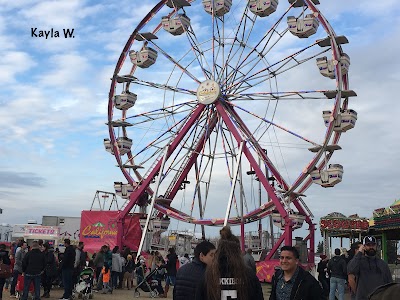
[347,251,392,300]
[327,255,347,279]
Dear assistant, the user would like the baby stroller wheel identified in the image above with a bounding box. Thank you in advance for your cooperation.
[150,290,158,298]
[134,291,140,298]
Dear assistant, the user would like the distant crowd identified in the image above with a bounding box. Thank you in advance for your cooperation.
[1,231,399,300]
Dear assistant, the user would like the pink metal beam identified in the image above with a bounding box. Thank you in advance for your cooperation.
[215,101,288,218]
[224,103,289,191]
[165,110,219,200]
[116,104,206,247]
[266,233,285,260]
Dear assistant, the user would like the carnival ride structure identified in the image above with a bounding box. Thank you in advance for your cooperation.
[103,0,357,268]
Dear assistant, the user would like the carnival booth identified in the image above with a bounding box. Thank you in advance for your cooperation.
[370,199,400,263]
[12,224,60,247]
[320,212,369,256]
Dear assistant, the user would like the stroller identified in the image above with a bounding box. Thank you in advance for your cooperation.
[74,267,95,300]
[134,266,165,298]
[15,274,34,300]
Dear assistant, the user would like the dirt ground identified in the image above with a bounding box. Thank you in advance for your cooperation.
[40,283,272,299]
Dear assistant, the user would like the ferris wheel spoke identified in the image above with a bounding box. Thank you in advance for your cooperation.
[218,6,257,87]
[230,102,319,147]
[128,77,196,96]
[131,108,198,165]
[224,3,296,89]
[181,26,213,79]
[221,102,291,191]
[145,39,202,84]
[227,90,333,101]
[230,47,330,95]
[164,109,219,200]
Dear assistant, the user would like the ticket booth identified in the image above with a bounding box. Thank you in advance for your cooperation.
[24,225,60,247]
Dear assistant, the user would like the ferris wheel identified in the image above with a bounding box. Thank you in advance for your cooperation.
[105,0,357,261]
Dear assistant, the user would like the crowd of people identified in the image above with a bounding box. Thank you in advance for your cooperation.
[317,236,393,300]
[0,231,398,300]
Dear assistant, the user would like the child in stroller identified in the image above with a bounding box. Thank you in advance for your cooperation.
[74,266,95,300]
[134,262,164,298]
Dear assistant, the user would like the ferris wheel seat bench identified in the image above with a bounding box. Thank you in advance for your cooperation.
[114,182,137,199]
[202,0,232,16]
[323,109,357,132]
[316,54,350,79]
[248,0,279,17]
[287,14,319,38]
[129,47,158,68]
[103,138,113,154]
[310,164,343,187]
[117,137,132,155]
[271,211,306,229]
[114,92,137,110]
[289,0,320,7]
[155,197,173,206]
[162,14,190,36]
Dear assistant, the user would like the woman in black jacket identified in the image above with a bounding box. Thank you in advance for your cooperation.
[195,226,264,300]
[0,244,11,300]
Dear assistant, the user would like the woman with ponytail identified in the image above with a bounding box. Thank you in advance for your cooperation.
[195,226,264,300]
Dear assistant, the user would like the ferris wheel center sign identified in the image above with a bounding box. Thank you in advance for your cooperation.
[197,80,221,105]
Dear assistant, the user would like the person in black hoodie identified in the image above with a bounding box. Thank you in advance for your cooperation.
[60,239,75,300]
[347,236,392,300]
[269,246,324,300]
[327,248,347,300]
[317,254,329,298]
[162,247,178,298]
[21,241,45,300]
[173,240,216,300]
[42,243,58,298]
[195,226,263,300]
[0,243,11,300]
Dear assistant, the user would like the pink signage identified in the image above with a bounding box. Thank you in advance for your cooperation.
[25,226,59,237]
[80,211,141,253]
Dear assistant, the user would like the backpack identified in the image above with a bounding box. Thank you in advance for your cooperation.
[0,260,11,278]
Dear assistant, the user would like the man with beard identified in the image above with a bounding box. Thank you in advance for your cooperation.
[347,236,392,300]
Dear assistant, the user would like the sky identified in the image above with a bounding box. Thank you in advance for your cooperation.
[0,0,399,244]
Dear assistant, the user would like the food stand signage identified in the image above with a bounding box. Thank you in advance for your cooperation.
[320,218,369,231]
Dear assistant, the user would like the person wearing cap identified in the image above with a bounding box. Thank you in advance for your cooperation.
[347,236,392,300]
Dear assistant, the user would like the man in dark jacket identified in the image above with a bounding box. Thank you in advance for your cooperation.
[21,241,46,300]
[173,241,216,300]
[347,236,392,300]
[327,248,347,300]
[60,239,75,300]
[270,246,324,300]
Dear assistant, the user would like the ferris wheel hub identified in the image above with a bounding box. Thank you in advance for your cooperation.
[196,80,221,105]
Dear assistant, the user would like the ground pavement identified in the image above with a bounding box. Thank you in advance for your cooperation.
[27,284,272,300]
[29,284,354,299]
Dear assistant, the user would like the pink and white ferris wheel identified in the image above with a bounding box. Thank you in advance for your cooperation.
[105,0,357,263]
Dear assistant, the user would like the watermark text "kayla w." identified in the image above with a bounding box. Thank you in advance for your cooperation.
[31,28,75,39]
